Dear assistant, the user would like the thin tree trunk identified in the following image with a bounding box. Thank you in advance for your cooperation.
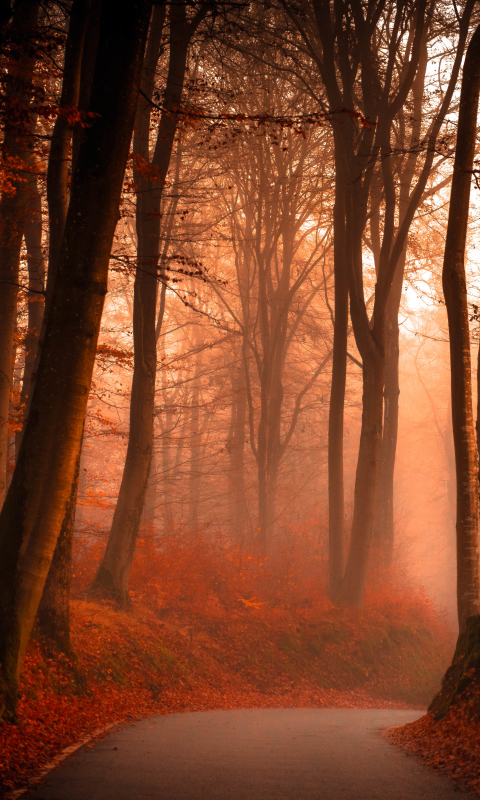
[0,0,151,721]
[442,23,480,632]
[15,177,45,455]
[188,340,203,529]
[477,332,480,492]
[0,0,12,51]
[36,439,82,653]
[71,2,101,173]
[92,216,158,604]
[46,0,92,301]
[227,357,246,543]
[162,403,174,529]
[328,163,348,599]
[92,2,201,604]
[141,445,157,531]
[374,34,428,563]
[337,349,384,606]
[19,0,94,444]
[93,2,208,604]
[0,0,40,509]
[373,250,405,565]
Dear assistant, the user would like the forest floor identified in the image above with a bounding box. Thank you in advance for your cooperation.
[388,683,480,797]
[0,528,468,794]
[0,586,454,795]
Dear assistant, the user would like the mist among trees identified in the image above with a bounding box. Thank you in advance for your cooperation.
[0,3,480,785]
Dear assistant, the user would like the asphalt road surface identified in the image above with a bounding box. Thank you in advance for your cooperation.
[29,708,470,799]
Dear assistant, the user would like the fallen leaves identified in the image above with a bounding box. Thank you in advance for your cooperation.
[387,683,480,795]
[0,589,451,796]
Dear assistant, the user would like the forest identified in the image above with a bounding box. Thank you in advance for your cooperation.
[0,0,480,796]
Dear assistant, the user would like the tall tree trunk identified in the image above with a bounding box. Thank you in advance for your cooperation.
[188,339,203,530]
[162,402,174,529]
[15,177,45,456]
[337,348,384,606]
[336,168,386,609]
[227,357,246,543]
[36,440,82,653]
[373,250,405,565]
[159,348,176,531]
[91,2,209,604]
[0,0,12,51]
[0,0,40,509]
[28,0,98,651]
[257,449,279,553]
[91,214,158,604]
[46,0,91,300]
[71,2,101,173]
[328,163,348,599]
[442,23,480,632]
[373,35,428,564]
[0,0,151,721]
[141,447,157,531]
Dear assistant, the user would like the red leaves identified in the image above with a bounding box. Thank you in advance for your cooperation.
[0,587,448,795]
[0,529,455,795]
[388,687,480,795]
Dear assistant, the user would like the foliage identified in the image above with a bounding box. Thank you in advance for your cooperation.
[390,616,480,794]
[73,523,452,704]
[388,681,480,795]
[0,582,450,795]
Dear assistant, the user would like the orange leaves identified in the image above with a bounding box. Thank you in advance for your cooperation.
[388,686,480,796]
[132,152,168,187]
[0,595,432,795]
[34,103,100,127]
[239,596,263,609]
[0,579,452,795]
[78,488,113,511]
[96,344,133,369]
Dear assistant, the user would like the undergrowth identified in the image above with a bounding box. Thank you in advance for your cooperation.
[0,525,455,794]
[71,524,453,705]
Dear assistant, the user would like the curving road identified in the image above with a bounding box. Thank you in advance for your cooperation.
[29,709,470,799]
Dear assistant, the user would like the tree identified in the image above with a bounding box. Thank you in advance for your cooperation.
[34,0,96,653]
[217,98,333,550]
[0,0,152,721]
[92,0,210,606]
[0,0,40,508]
[441,23,480,632]
[284,0,475,606]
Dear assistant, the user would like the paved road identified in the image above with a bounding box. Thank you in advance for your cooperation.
[29,709,470,799]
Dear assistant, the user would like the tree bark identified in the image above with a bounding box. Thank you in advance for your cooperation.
[227,356,247,543]
[373,35,428,563]
[46,0,92,300]
[71,2,101,173]
[328,161,348,600]
[0,0,40,509]
[92,1,208,605]
[442,23,480,632]
[15,176,45,456]
[30,0,100,653]
[373,251,404,565]
[337,347,384,606]
[36,441,82,653]
[188,339,203,530]
[0,0,151,721]
[140,445,157,532]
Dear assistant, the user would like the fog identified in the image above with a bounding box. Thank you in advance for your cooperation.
[5,0,480,740]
